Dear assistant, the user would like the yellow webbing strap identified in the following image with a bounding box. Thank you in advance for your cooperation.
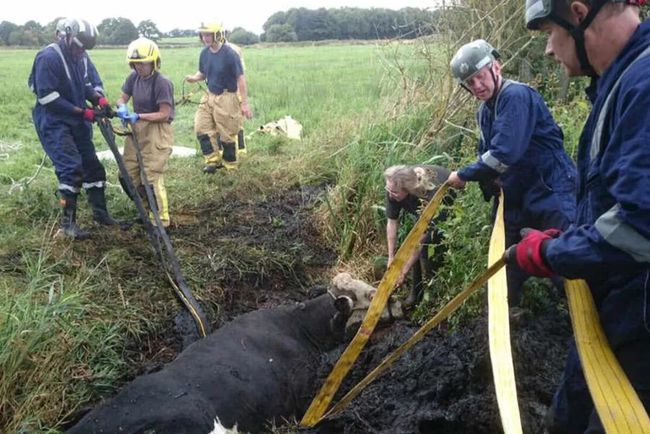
[299,183,450,427]
[488,191,523,434]
[565,279,650,433]
[322,255,506,420]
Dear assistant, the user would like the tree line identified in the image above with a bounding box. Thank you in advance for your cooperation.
[0,7,438,47]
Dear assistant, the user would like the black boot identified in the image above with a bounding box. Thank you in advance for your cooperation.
[59,192,90,240]
[403,261,424,308]
[86,186,127,227]
[237,129,246,154]
[222,142,238,170]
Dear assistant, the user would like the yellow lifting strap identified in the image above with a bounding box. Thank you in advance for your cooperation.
[565,278,650,433]
[300,183,451,427]
[488,191,523,434]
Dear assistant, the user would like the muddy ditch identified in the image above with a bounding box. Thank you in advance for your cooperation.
[56,182,572,433]
[303,299,571,434]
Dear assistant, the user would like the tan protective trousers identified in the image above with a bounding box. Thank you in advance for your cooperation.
[123,121,173,227]
[194,91,242,166]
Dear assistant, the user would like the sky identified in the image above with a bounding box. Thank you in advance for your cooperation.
[5,0,440,35]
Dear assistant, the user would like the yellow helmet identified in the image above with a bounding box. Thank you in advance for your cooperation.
[126,37,161,70]
[197,22,224,43]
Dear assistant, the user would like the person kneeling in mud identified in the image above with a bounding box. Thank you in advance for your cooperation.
[116,37,175,228]
[384,164,453,308]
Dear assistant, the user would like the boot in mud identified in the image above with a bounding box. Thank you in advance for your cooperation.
[403,281,424,309]
[59,193,90,240]
[403,261,424,309]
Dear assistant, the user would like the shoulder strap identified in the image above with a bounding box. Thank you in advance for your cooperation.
[150,71,159,109]
[591,45,650,161]
[48,43,72,82]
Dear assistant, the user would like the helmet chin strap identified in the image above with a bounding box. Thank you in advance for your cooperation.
[487,68,502,102]
[548,0,619,77]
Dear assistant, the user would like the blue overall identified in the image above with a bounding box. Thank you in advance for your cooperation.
[29,40,106,194]
[543,21,650,433]
[458,80,577,304]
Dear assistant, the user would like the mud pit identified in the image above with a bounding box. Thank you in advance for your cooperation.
[64,184,572,433]
[305,302,571,434]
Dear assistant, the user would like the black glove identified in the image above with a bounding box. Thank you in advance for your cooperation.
[478,179,500,202]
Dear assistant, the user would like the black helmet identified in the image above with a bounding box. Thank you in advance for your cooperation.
[59,18,98,50]
[524,0,644,75]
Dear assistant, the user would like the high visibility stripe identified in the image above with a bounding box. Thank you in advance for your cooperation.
[82,181,105,189]
[48,43,71,82]
[481,150,509,173]
[565,279,650,433]
[299,183,451,427]
[595,204,650,263]
[38,91,60,105]
[488,191,523,434]
[590,46,650,161]
[58,183,79,193]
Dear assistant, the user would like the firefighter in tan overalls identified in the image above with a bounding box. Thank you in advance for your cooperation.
[185,22,252,172]
[116,37,175,227]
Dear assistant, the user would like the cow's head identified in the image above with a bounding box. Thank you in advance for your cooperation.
[328,272,403,335]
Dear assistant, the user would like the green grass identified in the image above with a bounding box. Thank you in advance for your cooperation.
[0,41,429,432]
[0,38,587,432]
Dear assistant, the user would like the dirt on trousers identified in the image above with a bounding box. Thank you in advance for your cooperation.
[302,299,572,434]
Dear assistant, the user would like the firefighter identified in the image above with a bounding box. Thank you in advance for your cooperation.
[116,37,175,228]
[226,40,248,155]
[447,39,577,306]
[509,1,650,432]
[29,17,120,240]
[185,22,252,172]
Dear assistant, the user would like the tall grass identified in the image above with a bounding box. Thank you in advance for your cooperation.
[0,41,424,431]
[0,9,590,426]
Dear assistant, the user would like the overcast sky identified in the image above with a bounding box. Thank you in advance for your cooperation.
[5,0,439,34]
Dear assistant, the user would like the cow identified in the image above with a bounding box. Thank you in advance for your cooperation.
[67,273,402,434]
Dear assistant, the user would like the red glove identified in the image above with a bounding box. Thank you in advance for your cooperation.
[508,228,560,277]
[82,108,95,122]
[97,96,109,107]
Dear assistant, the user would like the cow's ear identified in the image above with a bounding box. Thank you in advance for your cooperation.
[334,296,353,316]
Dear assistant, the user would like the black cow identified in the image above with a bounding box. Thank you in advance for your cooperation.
[67,273,401,434]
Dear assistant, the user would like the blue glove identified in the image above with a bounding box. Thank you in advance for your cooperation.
[116,104,129,120]
[126,113,139,124]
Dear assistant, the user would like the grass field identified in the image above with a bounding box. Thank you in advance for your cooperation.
[0,37,588,432]
[0,41,436,433]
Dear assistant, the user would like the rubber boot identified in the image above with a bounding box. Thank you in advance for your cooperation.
[198,134,223,173]
[118,175,135,201]
[59,192,90,240]
[222,141,238,171]
[237,129,247,155]
[403,261,424,308]
[86,187,128,228]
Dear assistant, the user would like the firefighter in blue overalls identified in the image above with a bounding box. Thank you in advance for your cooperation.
[446,39,577,306]
[29,18,120,240]
[510,1,650,432]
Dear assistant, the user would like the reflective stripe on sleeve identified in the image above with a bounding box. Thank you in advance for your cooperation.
[481,150,509,173]
[38,91,60,105]
[595,204,650,262]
